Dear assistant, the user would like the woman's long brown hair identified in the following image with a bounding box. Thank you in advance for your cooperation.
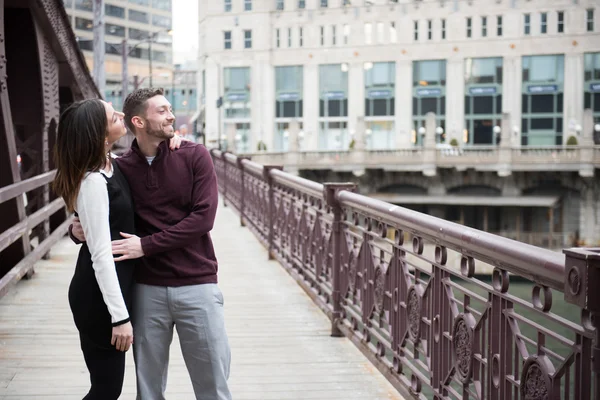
[52,99,108,212]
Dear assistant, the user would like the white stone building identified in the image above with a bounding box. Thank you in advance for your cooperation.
[198,0,600,153]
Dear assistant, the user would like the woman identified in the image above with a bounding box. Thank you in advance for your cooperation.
[52,99,182,399]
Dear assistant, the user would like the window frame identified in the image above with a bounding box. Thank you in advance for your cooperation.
[427,19,432,40]
[466,17,472,38]
[497,15,503,36]
[244,30,252,49]
[413,20,418,41]
[441,19,446,40]
[541,12,548,34]
[224,30,232,50]
[482,16,487,37]
[557,11,564,33]
[524,13,531,35]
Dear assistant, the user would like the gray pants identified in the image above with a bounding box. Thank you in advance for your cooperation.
[132,283,232,400]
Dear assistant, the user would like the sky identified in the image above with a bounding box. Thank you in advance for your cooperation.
[172,0,199,64]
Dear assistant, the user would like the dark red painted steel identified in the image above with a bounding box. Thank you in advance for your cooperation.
[211,148,599,400]
[0,0,100,294]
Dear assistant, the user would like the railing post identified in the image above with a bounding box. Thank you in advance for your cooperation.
[237,156,250,227]
[324,182,356,337]
[263,165,283,260]
[221,151,228,207]
[563,247,600,399]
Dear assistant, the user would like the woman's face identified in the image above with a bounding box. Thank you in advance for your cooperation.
[103,101,127,146]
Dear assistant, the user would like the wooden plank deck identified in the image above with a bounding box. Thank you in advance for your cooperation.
[0,203,404,400]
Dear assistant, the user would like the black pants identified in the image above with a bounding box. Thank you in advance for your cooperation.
[80,333,125,400]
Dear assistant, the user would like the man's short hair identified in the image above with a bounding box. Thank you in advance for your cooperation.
[123,88,164,132]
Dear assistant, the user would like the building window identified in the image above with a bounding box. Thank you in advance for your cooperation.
[524,13,531,35]
[497,16,503,36]
[106,23,125,37]
[224,31,231,49]
[244,30,252,49]
[106,4,125,18]
[413,20,418,41]
[152,14,171,29]
[276,0,283,11]
[482,16,487,37]
[299,27,303,47]
[427,20,432,40]
[152,0,171,10]
[288,28,292,47]
[541,12,547,34]
[557,11,564,33]
[584,53,600,138]
[332,25,337,46]
[320,0,328,7]
[364,23,372,45]
[129,9,149,24]
[521,55,565,145]
[441,19,446,40]
[129,28,150,40]
[275,66,304,150]
[343,24,350,45]
[75,17,93,31]
[225,0,231,12]
[390,22,397,43]
[298,0,305,9]
[466,17,472,38]
[245,0,252,11]
[412,60,446,145]
[78,40,93,52]
[276,29,280,48]
[587,9,594,32]
[464,58,503,145]
[129,0,149,5]
[364,62,395,149]
[75,0,92,12]
[320,26,325,46]
[224,67,251,118]
[224,67,252,150]
[319,64,349,150]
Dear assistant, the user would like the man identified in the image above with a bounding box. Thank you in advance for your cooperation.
[71,88,231,400]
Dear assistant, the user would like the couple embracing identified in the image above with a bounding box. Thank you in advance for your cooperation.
[53,88,231,399]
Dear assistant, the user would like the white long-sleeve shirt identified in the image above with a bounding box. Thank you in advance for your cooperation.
[75,169,129,324]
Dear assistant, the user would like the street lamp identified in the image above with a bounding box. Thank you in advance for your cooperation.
[122,29,173,104]
[493,125,501,145]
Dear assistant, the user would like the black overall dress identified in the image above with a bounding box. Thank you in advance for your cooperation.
[67,161,136,399]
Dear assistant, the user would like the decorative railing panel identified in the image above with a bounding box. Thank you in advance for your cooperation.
[210,149,599,400]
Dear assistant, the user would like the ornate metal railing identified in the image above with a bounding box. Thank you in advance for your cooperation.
[211,149,599,400]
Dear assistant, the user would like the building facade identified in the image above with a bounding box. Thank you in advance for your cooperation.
[63,0,174,110]
[198,0,600,152]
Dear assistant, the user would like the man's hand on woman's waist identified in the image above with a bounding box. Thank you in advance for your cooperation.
[112,232,145,261]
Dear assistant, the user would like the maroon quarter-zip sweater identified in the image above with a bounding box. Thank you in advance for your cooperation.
[115,140,219,286]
